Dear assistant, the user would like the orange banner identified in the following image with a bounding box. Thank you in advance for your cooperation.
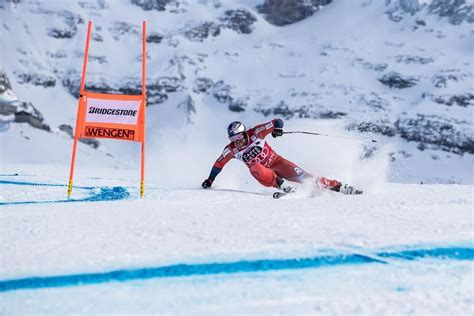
[75,94,145,142]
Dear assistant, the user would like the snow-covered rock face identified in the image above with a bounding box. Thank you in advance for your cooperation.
[428,0,474,24]
[385,0,421,21]
[131,0,183,12]
[15,72,56,88]
[385,0,474,24]
[0,69,17,116]
[257,0,332,26]
[0,69,12,95]
[46,10,84,39]
[395,114,473,154]
[0,69,50,132]
[220,9,257,34]
[0,0,472,183]
[378,71,419,89]
[182,8,257,41]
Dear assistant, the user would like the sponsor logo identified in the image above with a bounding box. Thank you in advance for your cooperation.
[265,122,273,129]
[85,126,135,140]
[242,144,271,164]
[85,98,141,125]
[255,127,265,134]
[242,146,263,162]
[88,107,138,117]
[294,167,303,175]
[263,152,275,167]
[223,147,231,157]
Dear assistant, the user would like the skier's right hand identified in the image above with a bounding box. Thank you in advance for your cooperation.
[201,179,213,189]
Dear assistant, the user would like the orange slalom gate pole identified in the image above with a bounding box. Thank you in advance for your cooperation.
[68,21,92,198]
[140,111,146,198]
[140,21,146,198]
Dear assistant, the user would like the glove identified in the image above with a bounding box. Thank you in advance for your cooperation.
[272,128,283,138]
[201,179,213,189]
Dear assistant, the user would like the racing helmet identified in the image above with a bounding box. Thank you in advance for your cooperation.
[227,121,247,142]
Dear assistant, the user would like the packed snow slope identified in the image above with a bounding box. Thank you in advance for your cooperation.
[0,0,473,185]
[0,170,473,314]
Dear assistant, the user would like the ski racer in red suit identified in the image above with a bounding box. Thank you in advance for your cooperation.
[201,119,362,195]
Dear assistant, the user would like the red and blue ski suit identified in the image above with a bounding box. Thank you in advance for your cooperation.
[207,119,310,188]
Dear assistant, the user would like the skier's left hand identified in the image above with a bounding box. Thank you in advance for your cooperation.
[272,127,283,138]
[201,179,213,189]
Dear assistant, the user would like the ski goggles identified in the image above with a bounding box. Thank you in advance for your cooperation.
[229,132,245,142]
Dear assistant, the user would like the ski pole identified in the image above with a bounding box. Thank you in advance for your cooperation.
[283,131,377,143]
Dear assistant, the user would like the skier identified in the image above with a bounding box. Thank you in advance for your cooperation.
[201,119,362,197]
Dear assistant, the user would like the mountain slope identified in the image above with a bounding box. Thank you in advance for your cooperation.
[0,0,472,184]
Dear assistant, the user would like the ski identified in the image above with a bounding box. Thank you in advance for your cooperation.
[273,185,363,199]
[273,191,287,199]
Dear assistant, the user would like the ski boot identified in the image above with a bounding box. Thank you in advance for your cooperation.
[317,177,363,195]
[273,179,295,199]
